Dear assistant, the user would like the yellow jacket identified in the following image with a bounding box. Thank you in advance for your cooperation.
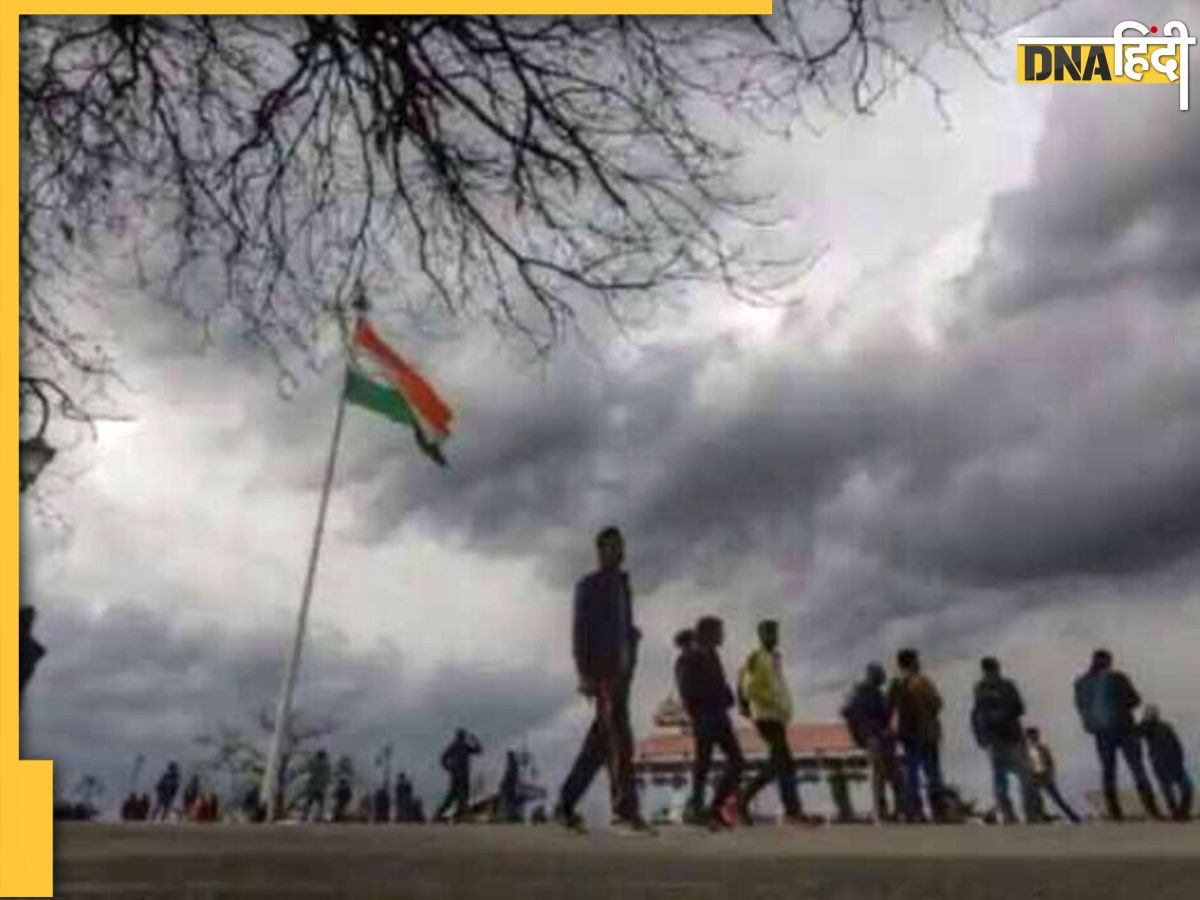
[739,648,792,723]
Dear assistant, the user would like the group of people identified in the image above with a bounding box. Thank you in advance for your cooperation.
[552,526,1195,834]
[297,749,426,824]
[120,762,221,823]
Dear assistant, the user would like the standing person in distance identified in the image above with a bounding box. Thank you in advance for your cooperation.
[1073,649,1163,821]
[842,662,904,823]
[970,657,1041,824]
[887,649,946,823]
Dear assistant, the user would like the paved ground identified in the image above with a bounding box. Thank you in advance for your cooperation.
[53,821,1200,898]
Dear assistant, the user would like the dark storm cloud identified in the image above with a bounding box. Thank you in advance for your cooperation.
[375,85,1200,595]
[960,88,1200,319]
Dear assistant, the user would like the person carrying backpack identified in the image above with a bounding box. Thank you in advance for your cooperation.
[842,662,903,822]
[887,649,946,822]
[971,657,1041,824]
[678,616,744,829]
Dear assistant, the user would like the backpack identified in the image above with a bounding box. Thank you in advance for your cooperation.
[974,680,1018,744]
[1087,672,1116,732]
[840,686,870,748]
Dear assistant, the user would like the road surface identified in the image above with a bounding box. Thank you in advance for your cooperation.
[54,821,1200,898]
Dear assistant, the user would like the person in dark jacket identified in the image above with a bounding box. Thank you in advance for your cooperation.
[301,749,332,822]
[887,649,945,822]
[1140,705,1193,820]
[678,616,744,828]
[1073,649,1163,821]
[152,762,181,822]
[394,773,415,823]
[971,657,1040,824]
[673,628,695,700]
[18,605,46,706]
[843,662,903,822]
[498,750,522,822]
[435,728,482,823]
[555,527,650,834]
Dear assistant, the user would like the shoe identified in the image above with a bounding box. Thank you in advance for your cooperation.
[736,798,754,826]
[553,805,587,834]
[784,814,819,828]
[704,810,732,832]
[611,816,657,837]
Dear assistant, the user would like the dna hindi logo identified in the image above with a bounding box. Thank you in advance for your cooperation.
[1017,20,1196,111]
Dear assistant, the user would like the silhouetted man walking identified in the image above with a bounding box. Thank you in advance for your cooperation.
[679,616,744,829]
[152,761,181,822]
[1074,649,1163,821]
[556,526,650,835]
[435,728,482,823]
[302,749,332,822]
[739,620,804,824]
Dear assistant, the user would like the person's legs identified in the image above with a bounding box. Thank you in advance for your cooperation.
[452,774,471,821]
[923,742,946,820]
[1096,732,1122,820]
[763,720,801,818]
[690,721,715,820]
[559,707,608,815]
[867,735,889,821]
[604,682,640,821]
[1042,778,1081,823]
[900,739,924,821]
[990,747,1016,823]
[1176,771,1194,820]
[435,781,458,822]
[738,722,775,814]
[1006,742,1042,823]
[883,737,906,819]
[709,715,745,817]
[1117,731,1163,819]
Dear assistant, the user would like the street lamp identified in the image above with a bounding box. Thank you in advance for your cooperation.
[19,434,56,493]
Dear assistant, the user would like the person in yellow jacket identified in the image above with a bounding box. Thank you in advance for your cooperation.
[737,620,804,822]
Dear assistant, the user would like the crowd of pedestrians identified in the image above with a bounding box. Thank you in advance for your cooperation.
[552,526,1196,834]
[26,527,1197,832]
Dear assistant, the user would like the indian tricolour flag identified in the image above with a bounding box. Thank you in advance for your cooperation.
[345,319,454,467]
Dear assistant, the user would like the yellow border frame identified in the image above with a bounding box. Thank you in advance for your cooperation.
[3,3,769,896]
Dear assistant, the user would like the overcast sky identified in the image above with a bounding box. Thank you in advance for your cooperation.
[21,0,1200,819]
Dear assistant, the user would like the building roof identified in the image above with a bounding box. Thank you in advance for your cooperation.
[636,721,859,762]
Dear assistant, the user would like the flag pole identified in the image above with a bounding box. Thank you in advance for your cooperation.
[260,301,361,822]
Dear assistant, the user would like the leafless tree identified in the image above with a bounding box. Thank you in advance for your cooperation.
[194,706,337,815]
[19,5,1041,442]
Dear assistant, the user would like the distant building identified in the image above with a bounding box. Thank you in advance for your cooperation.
[633,695,870,823]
